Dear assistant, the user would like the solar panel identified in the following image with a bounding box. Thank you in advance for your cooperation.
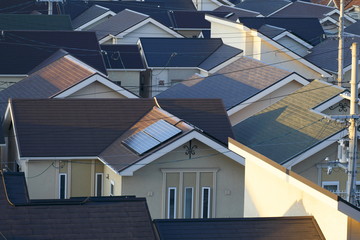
[123,131,160,155]
[143,120,182,142]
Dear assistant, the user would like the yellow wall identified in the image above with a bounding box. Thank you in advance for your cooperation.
[103,165,122,196]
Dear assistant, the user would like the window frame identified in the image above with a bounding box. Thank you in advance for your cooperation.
[110,180,115,196]
[322,181,339,193]
[201,187,211,219]
[183,187,194,219]
[95,173,103,197]
[59,173,67,199]
[167,187,177,219]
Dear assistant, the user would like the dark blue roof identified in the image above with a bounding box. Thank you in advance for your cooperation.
[169,11,230,29]
[345,21,360,36]
[0,0,61,14]
[2,172,30,205]
[238,17,325,45]
[235,0,292,16]
[157,74,259,110]
[101,44,145,70]
[0,30,107,75]
[140,38,224,67]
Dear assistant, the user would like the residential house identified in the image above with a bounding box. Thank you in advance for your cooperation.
[0,0,61,14]
[206,14,331,79]
[154,217,326,239]
[0,171,156,239]
[101,44,146,96]
[305,36,360,84]
[0,30,106,89]
[89,9,183,45]
[2,98,245,219]
[157,56,309,125]
[138,37,243,97]
[231,80,360,198]
[72,4,116,31]
[229,138,360,240]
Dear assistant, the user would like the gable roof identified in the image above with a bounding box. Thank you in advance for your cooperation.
[0,171,156,239]
[157,56,297,110]
[305,36,360,73]
[238,17,325,45]
[140,38,242,68]
[72,4,115,30]
[0,14,72,30]
[100,44,145,70]
[269,1,335,18]
[154,217,326,240]
[232,80,344,165]
[234,0,292,16]
[0,30,107,75]
[214,5,262,20]
[8,98,233,159]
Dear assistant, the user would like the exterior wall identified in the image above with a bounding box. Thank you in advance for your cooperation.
[70,160,92,197]
[229,80,304,125]
[103,165,122,196]
[210,21,246,52]
[0,76,26,91]
[192,0,219,11]
[67,81,126,98]
[151,69,199,97]
[116,22,176,44]
[276,36,309,57]
[107,70,141,96]
[229,140,355,240]
[120,140,245,219]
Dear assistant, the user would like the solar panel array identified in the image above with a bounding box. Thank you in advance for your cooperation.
[123,120,182,155]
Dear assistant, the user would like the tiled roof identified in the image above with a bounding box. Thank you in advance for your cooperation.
[0,171,156,239]
[157,56,292,110]
[0,0,60,14]
[214,5,261,20]
[100,44,145,70]
[0,30,107,75]
[168,11,229,29]
[305,36,360,73]
[154,217,325,240]
[232,80,344,164]
[10,98,233,158]
[345,21,360,36]
[72,4,112,29]
[140,38,241,68]
[269,1,334,18]
[235,0,292,16]
[0,14,72,30]
[238,17,325,45]
[89,9,149,40]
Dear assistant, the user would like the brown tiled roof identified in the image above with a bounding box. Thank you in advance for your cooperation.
[0,171,156,239]
[10,98,232,159]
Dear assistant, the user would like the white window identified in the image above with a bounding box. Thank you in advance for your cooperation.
[168,187,177,219]
[110,180,115,196]
[322,181,339,193]
[201,187,211,218]
[59,173,67,199]
[184,187,193,219]
[95,173,103,197]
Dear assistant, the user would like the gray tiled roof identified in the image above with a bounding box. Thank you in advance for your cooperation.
[154,217,326,240]
[269,1,334,18]
[89,9,149,40]
[72,4,112,29]
[258,24,286,38]
[214,5,261,20]
[235,0,292,16]
[0,171,156,239]
[345,21,360,36]
[157,56,292,110]
[232,80,344,164]
[305,36,360,73]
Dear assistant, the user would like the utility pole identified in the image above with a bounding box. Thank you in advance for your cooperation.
[337,0,344,87]
[346,42,359,204]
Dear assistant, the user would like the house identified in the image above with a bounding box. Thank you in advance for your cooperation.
[191,0,233,11]
[231,79,360,198]
[101,44,146,96]
[154,217,326,239]
[0,171,157,239]
[305,36,360,84]
[89,9,183,44]
[157,56,309,125]
[0,14,73,31]
[229,138,360,240]
[72,4,116,31]
[138,37,243,97]
[2,98,245,219]
[0,30,107,89]
[206,14,331,79]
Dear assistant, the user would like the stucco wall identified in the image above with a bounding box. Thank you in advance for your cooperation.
[121,139,245,219]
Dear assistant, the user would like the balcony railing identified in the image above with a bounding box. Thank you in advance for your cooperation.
[331,190,360,207]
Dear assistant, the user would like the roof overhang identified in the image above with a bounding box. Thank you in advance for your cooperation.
[272,31,314,49]
[75,9,116,31]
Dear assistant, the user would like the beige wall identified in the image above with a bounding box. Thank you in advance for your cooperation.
[120,139,245,219]
[67,81,126,98]
[107,71,141,96]
[229,139,360,240]
[103,165,122,196]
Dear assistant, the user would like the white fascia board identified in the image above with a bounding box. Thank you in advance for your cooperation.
[227,73,309,116]
[218,0,234,6]
[7,102,22,162]
[273,31,313,49]
[75,10,116,31]
[267,2,292,17]
[117,18,183,39]
[107,68,146,72]
[99,35,113,44]
[206,14,249,31]
[210,0,224,7]
[138,40,150,69]
[207,52,243,74]
[65,55,105,77]
[283,130,346,169]
[19,156,98,161]
[312,95,344,113]
[320,16,338,24]
[53,74,138,99]
[119,131,245,176]
[0,74,28,77]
